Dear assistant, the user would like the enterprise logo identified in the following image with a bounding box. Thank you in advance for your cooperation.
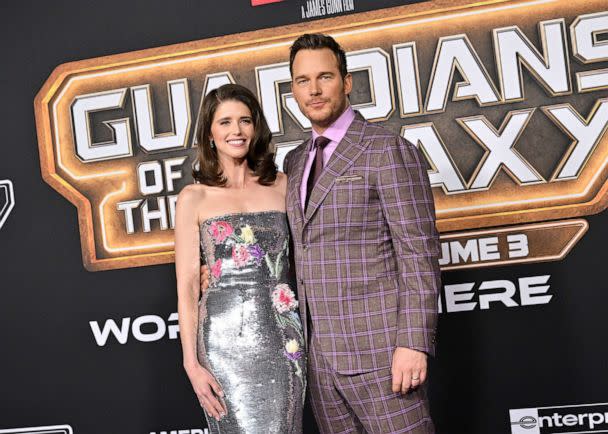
[510,403,608,433]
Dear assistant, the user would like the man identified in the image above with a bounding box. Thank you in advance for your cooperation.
[202,33,440,433]
[283,34,440,434]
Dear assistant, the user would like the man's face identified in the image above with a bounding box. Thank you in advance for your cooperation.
[291,48,352,132]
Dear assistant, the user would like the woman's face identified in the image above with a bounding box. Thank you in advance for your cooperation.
[209,100,254,161]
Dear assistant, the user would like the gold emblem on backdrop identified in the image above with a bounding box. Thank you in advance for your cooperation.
[34,0,608,271]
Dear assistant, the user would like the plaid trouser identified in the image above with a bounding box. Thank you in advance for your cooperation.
[308,334,434,434]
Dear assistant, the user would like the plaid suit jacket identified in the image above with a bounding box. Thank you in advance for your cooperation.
[284,112,441,375]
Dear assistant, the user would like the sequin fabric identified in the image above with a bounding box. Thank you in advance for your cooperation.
[198,211,305,434]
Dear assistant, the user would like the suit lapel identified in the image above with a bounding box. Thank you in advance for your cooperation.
[286,140,309,234]
[304,113,370,224]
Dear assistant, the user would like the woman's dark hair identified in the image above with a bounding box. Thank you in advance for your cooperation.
[289,33,348,78]
[192,83,277,186]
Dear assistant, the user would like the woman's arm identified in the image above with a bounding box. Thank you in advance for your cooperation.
[175,185,226,421]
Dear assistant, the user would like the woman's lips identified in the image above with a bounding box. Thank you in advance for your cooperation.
[226,139,246,146]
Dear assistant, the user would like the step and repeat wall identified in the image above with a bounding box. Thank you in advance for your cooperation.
[1,0,607,433]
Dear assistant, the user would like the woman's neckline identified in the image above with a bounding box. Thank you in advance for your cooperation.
[200,210,286,226]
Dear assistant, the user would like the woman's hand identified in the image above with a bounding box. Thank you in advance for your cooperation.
[186,363,227,421]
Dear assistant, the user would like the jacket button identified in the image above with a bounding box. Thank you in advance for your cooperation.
[303,244,308,251]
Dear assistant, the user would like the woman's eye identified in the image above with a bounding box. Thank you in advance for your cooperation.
[241,119,252,124]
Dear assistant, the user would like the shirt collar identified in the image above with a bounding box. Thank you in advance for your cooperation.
[308,105,355,151]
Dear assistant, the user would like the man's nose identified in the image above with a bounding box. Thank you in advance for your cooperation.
[309,80,321,95]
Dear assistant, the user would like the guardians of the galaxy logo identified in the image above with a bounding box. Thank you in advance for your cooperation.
[35,0,608,271]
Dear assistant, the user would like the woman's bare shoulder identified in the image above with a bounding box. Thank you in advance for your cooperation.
[177,183,207,210]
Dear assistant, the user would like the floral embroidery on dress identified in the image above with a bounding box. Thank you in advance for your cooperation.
[210,259,222,279]
[239,224,256,244]
[272,284,298,313]
[232,244,251,268]
[207,220,282,273]
[208,221,233,244]
[271,282,305,397]
[264,238,287,279]
[248,244,265,265]
[284,339,302,361]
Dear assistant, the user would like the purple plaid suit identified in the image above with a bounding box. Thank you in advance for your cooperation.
[284,112,441,433]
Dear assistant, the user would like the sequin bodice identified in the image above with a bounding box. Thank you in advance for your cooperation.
[200,211,291,290]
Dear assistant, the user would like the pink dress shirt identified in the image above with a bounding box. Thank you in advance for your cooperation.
[300,106,356,210]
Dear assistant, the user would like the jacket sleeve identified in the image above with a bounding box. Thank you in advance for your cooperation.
[376,135,441,356]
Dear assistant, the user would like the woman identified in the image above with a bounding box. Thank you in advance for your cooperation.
[174,84,305,434]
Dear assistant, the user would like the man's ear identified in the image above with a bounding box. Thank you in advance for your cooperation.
[343,72,353,95]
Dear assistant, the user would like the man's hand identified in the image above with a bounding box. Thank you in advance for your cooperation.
[391,346,427,394]
[200,265,210,292]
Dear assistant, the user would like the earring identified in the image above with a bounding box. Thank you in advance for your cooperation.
[210,139,216,149]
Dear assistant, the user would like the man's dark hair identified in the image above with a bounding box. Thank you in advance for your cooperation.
[289,33,348,78]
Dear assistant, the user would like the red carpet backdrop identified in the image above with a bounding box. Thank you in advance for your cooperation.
[1,0,607,433]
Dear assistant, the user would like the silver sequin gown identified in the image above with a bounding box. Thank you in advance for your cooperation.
[198,211,305,434]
